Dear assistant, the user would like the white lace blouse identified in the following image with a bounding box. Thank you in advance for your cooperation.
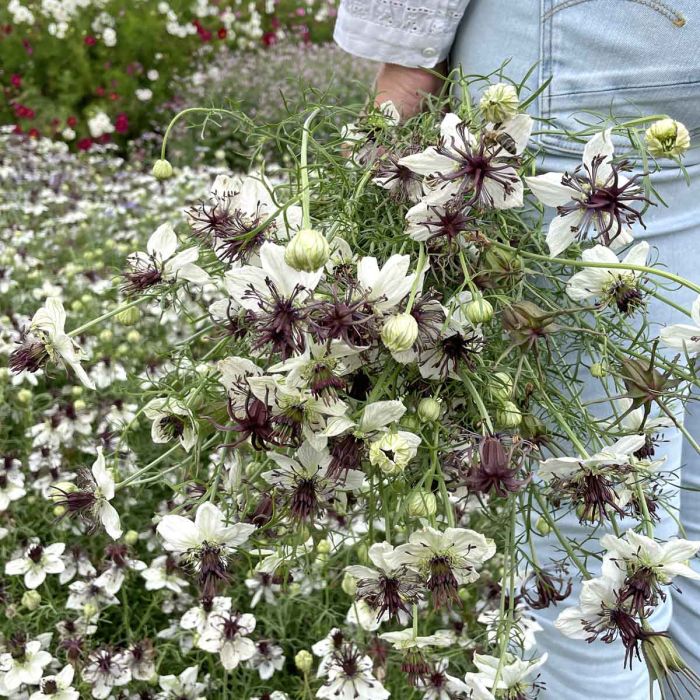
[333,0,470,68]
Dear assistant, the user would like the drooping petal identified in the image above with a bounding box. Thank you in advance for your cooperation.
[147,223,178,260]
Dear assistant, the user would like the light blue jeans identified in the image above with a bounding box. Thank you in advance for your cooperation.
[452,1,700,697]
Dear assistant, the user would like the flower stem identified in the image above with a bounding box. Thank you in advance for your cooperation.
[300,108,321,229]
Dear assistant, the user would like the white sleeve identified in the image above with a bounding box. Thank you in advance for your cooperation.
[333,0,471,68]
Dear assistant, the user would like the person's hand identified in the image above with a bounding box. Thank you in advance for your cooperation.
[374,62,446,120]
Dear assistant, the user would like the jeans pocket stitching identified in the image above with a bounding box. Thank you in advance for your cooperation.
[543,0,686,25]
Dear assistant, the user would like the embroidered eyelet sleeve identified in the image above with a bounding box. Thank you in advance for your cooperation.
[333,0,471,68]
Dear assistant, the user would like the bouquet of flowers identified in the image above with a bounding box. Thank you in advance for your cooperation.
[6,72,700,699]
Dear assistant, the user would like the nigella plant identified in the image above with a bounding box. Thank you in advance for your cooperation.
[4,70,700,699]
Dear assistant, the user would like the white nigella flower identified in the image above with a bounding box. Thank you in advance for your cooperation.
[601,530,700,589]
[94,545,147,595]
[5,540,65,589]
[538,434,646,482]
[526,129,646,256]
[180,596,232,635]
[197,610,257,670]
[246,640,285,680]
[81,648,131,699]
[144,397,197,452]
[124,223,209,294]
[223,241,322,359]
[399,112,532,209]
[379,628,457,651]
[566,241,649,314]
[9,296,95,389]
[53,447,122,540]
[414,658,471,700]
[0,638,53,691]
[157,502,256,596]
[157,665,206,700]
[464,652,548,700]
[0,466,26,512]
[316,641,390,700]
[368,429,422,475]
[660,294,700,355]
[29,665,79,700]
[391,526,496,607]
[263,440,365,522]
[356,253,420,313]
[188,173,302,265]
[141,555,189,593]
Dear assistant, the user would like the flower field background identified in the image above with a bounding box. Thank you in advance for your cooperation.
[3,3,700,700]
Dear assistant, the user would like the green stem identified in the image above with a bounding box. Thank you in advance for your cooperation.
[300,108,321,229]
[69,295,153,338]
[460,371,494,434]
[160,107,238,161]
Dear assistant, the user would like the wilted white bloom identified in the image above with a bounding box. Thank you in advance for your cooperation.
[645,118,690,158]
[5,540,65,589]
[479,82,520,123]
[368,430,421,475]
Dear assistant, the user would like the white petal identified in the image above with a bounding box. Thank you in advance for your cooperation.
[148,223,178,260]
[546,212,582,257]
[157,514,201,551]
[99,502,123,540]
[525,172,575,206]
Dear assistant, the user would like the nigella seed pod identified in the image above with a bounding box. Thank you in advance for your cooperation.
[116,306,141,326]
[417,397,441,422]
[480,83,520,123]
[645,118,690,159]
[294,650,314,674]
[381,313,419,353]
[590,362,607,378]
[151,159,173,180]
[496,401,522,428]
[406,489,437,518]
[284,228,330,272]
[488,372,513,402]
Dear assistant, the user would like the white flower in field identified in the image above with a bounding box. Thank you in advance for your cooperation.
[414,658,472,700]
[5,540,65,589]
[102,27,116,46]
[94,546,147,595]
[87,111,114,139]
[189,173,302,264]
[9,296,95,389]
[464,652,548,700]
[601,530,700,585]
[124,223,209,293]
[263,440,365,521]
[0,638,52,691]
[660,295,700,355]
[555,568,627,640]
[158,502,255,555]
[316,642,389,700]
[251,694,289,700]
[197,611,257,670]
[141,555,189,593]
[81,648,131,699]
[345,599,383,631]
[0,466,26,511]
[356,253,419,313]
[478,605,542,652]
[368,429,421,475]
[125,640,156,682]
[135,88,153,101]
[399,112,532,209]
[537,434,646,482]
[29,665,79,700]
[144,397,197,452]
[65,577,119,615]
[157,665,206,700]
[246,640,285,680]
[180,596,232,635]
[391,526,496,606]
[525,129,645,257]
[566,242,649,313]
[357,400,407,435]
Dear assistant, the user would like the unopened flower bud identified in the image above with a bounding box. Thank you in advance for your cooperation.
[152,159,173,180]
[342,572,357,597]
[71,300,83,312]
[295,650,314,674]
[83,602,99,619]
[126,330,141,344]
[464,295,494,324]
[71,385,83,397]
[17,389,33,404]
[284,228,330,272]
[406,489,437,518]
[22,590,42,611]
[645,118,690,159]
[51,481,76,501]
[489,372,513,402]
[480,83,520,123]
[496,401,522,428]
[99,329,113,343]
[124,530,139,546]
[73,399,87,412]
[535,517,552,536]
[116,306,141,326]
[53,505,66,518]
[381,313,418,353]
[590,362,607,378]
[317,539,331,555]
[417,397,441,422]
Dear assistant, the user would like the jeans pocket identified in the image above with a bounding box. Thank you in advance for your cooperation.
[539,0,700,158]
